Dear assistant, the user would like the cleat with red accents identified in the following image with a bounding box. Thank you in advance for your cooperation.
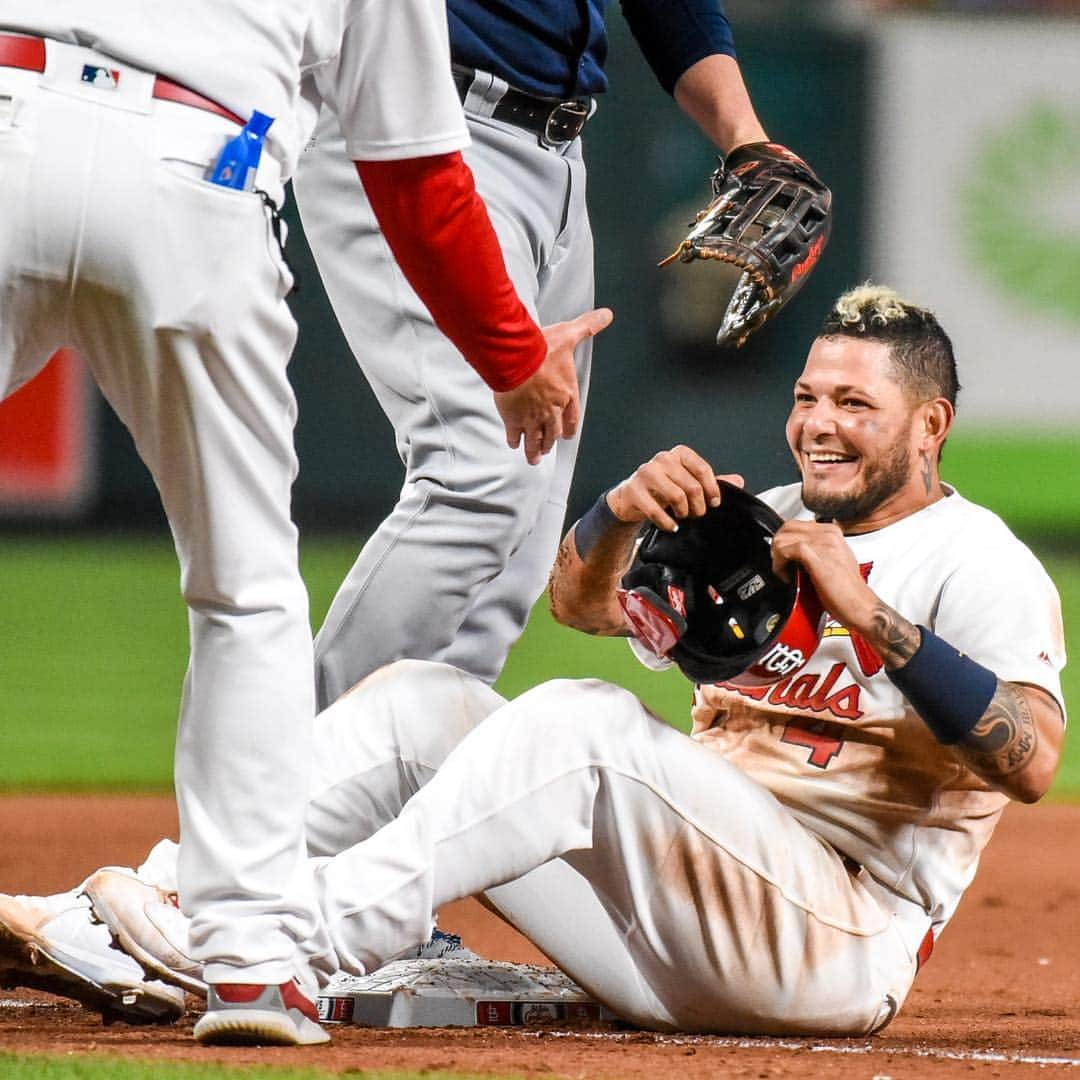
[194,978,330,1046]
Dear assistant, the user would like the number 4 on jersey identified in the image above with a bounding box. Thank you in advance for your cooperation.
[780,720,844,769]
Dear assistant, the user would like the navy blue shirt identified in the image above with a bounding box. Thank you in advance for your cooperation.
[447,0,735,99]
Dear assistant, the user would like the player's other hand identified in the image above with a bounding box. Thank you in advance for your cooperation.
[771,520,875,633]
[495,307,613,465]
[607,445,744,532]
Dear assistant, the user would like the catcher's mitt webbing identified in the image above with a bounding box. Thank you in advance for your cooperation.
[660,142,832,347]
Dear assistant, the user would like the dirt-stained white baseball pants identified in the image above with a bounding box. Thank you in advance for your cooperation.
[0,42,323,986]
[304,661,927,1035]
[294,77,594,705]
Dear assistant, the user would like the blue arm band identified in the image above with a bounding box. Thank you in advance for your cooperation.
[572,490,620,559]
[620,0,736,95]
[886,627,999,745]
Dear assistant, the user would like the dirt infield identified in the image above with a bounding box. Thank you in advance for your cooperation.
[2,794,1079,1077]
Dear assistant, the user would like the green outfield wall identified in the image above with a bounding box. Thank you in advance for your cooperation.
[22,13,1076,539]
[4,13,1078,538]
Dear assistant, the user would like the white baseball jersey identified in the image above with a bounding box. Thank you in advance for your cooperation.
[690,484,1066,933]
[2,0,469,175]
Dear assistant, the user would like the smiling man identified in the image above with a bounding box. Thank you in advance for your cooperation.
[760,284,1063,804]
[555,284,1064,805]
[788,286,956,529]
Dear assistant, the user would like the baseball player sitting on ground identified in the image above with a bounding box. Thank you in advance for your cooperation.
[1,285,1065,1036]
[0,1,609,1048]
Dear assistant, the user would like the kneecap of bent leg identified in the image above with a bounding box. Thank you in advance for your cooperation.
[306,659,506,854]
[499,678,657,756]
[334,660,506,749]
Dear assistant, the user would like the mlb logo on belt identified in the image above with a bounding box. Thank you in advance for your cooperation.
[81,65,121,89]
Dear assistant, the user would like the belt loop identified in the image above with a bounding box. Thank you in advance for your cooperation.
[462,70,506,120]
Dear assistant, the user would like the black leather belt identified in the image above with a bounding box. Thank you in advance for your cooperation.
[452,67,589,146]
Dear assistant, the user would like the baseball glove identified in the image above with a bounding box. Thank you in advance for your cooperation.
[617,482,825,686]
[659,142,832,348]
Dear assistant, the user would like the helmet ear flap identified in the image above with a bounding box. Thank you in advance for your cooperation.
[617,561,692,658]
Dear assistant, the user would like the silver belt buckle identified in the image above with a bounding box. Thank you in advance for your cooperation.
[542,100,588,147]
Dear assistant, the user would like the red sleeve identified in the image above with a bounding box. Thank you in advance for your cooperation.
[354,153,547,392]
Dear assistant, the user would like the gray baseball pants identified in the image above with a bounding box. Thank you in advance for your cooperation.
[294,75,594,704]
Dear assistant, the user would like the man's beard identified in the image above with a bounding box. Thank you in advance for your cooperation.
[801,440,911,524]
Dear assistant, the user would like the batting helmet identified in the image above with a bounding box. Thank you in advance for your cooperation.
[617,482,825,686]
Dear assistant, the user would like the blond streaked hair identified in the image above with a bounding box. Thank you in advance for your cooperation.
[820,283,959,408]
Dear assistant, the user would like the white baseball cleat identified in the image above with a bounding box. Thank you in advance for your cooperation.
[0,890,185,1024]
[83,868,207,997]
[194,979,331,1046]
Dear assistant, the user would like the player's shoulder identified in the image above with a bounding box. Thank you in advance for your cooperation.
[936,486,1033,549]
[933,486,1057,588]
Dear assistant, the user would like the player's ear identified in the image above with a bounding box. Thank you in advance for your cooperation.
[918,397,953,454]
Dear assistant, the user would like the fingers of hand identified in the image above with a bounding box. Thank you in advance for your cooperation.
[669,446,723,507]
[541,416,559,454]
[533,349,579,423]
[772,521,850,580]
[770,540,795,582]
[562,394,580,439]
[622,474,694,529]
[523,428,544,465]
[544,307,614,353]
[584,306,614,337]
[640,495,680,532]
[524,408,562,464]
[634,446,720,520]
[524,442,543,465]
[777,519,844,548]
[608,481,675,530]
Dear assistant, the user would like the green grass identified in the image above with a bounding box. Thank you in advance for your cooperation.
[0,533,1077,795]
[0,1055,523,1080]
[942,430,1080,536]
[1044,552,1080,795]
[0,537,186,788]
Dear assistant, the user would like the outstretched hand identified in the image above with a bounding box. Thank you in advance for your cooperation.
[495,307,613,464]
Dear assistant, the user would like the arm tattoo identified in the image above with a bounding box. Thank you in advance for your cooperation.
[958,682,1038,778]
[867,602,921,669]
[546,538,576,621]
[547,528,637,634]
[920,452,933,495]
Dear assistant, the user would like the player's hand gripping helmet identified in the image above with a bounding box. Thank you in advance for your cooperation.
[617,482,825,686]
